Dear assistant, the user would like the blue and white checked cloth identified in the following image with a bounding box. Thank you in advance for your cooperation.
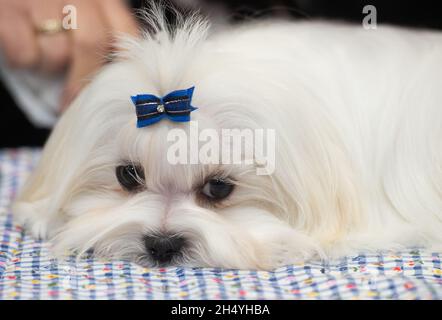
[0,149,441,300]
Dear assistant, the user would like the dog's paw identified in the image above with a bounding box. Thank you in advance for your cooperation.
[25,216,54,240]
[12,200,60,240]
[264,232,322,268]
[269,246,309,267]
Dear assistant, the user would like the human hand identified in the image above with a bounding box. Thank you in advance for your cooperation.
[0,0,139,111]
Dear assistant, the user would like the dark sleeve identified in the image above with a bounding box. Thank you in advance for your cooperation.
[0,82,51,147]
[195,0,442,29]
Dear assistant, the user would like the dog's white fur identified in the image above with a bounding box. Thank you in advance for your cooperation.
[13,11,442,269]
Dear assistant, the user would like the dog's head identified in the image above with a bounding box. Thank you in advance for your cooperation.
[13,13,360,269]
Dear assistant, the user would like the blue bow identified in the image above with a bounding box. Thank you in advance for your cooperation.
[131,87,197,128]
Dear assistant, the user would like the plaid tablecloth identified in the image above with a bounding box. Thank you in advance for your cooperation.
[0,149,441,300]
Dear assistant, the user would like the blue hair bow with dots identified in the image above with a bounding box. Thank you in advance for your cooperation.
[131,87,197,128]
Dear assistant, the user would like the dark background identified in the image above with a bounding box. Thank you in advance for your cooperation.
[1,0,441,147]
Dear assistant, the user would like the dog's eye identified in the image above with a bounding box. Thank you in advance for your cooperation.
[116,164,145,192]
[201,179,234,200]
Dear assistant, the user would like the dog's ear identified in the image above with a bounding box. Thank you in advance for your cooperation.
[271,121,363,251]
[12,95,86,238]
[12,84,129,239]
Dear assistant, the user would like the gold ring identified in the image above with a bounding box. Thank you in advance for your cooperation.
[35,19,64,35]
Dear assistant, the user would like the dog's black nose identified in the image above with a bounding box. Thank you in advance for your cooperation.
[144,234,186,265]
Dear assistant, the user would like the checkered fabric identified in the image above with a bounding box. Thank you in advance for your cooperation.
[0,149,441,300]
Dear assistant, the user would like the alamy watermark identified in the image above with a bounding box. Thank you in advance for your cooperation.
[166,121,276,175]
[362,5,377,29]
[60,4,378,32]
[62,4,78,30]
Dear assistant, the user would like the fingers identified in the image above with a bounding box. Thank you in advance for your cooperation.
[0,0,140,110]
[98,0,140,40]
[0,1,39,68]
[61,0,140,110]
[29,0,70,73]
[60,0,108,110]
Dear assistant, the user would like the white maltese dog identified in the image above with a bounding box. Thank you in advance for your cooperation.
[13,9,442,269]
